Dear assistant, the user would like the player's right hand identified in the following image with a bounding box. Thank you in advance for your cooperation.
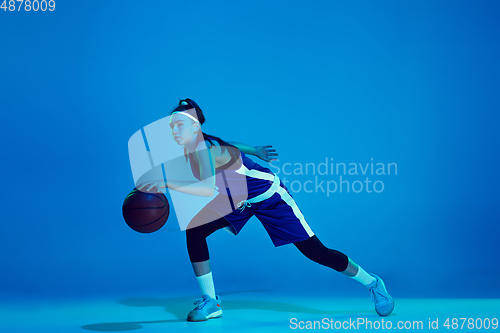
[137,180,166,192]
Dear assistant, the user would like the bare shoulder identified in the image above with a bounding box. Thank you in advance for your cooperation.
[196,139,222,157]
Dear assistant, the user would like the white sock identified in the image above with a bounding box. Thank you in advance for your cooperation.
[196,271,216,299]
[351,266,376,286]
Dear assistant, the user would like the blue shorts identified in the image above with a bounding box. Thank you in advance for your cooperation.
[203,181,315,247]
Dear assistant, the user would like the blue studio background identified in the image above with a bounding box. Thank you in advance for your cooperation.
[1,0,499,302]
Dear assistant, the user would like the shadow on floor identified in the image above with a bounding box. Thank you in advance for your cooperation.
[81,289,374,331]
[82,319,184,332]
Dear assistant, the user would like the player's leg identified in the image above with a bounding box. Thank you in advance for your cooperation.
[186,217,229,297]
[293,235,374,283]
[185,210,229,321]
[255,183,394,316]
[294,235,394,316]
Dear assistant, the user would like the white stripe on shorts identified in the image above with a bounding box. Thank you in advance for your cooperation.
[235,163,315,238]
[235,164,275,181]
[276,186,315,238]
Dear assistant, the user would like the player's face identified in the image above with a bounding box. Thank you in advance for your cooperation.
[169,113,199,146]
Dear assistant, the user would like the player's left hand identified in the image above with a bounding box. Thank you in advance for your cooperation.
[255,145,278,162]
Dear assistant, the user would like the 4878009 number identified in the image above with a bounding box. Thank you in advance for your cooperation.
[443,318,498,330]
[1,0,55,11]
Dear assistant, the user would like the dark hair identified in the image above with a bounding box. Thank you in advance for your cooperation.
[171,98,240,162]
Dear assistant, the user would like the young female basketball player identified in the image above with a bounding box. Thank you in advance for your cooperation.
[138,98,394,321]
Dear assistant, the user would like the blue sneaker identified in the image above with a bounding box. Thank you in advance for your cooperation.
[366,273,394,316]
[187,294,222,322]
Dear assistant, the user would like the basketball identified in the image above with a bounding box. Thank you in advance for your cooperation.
[122,188,170,233]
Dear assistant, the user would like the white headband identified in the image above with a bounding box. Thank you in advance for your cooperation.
[170,111,200,124]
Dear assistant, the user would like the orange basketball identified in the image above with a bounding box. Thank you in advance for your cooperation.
[122,188,170,233]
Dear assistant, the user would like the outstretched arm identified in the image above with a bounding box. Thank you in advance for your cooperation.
[229,141,278,162]
[228,141,257,155]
